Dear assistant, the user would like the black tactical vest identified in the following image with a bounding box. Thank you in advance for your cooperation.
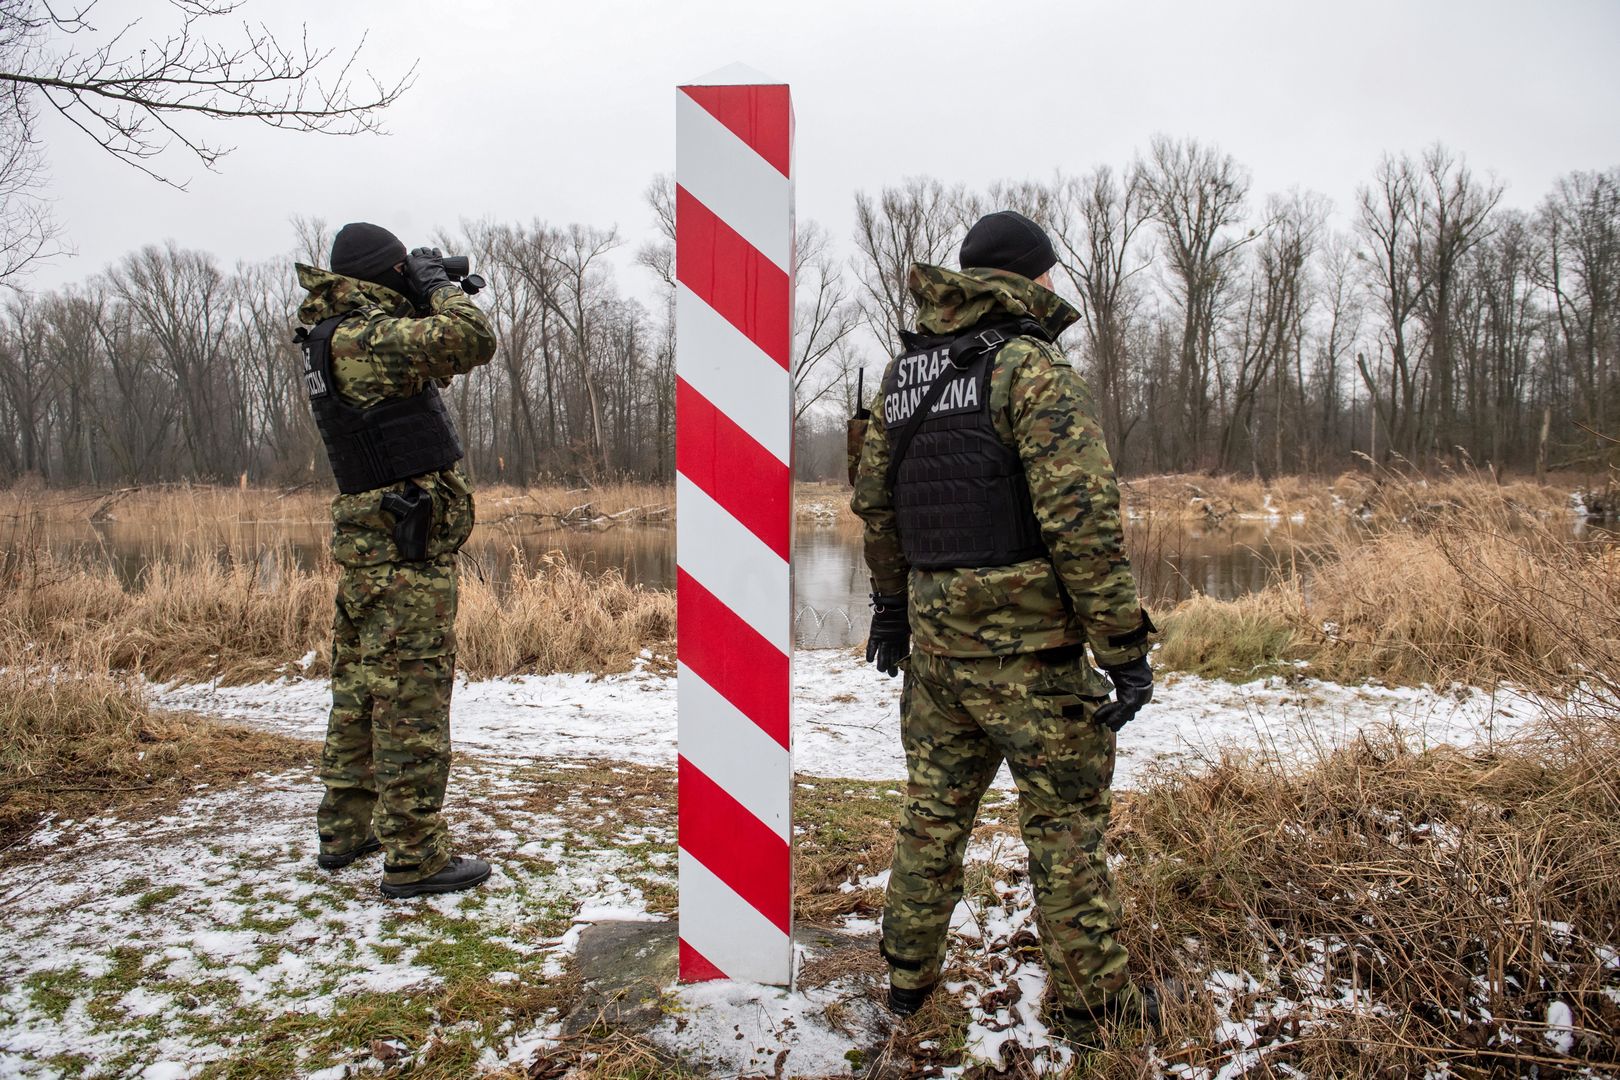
[879,319,1050,570]
[300,314,464,495]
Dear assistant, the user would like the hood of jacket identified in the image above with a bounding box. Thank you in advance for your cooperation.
[296,263,410,325]
[906,263,1079,341]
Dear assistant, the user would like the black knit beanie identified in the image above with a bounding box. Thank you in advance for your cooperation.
[329,222,407,284]
[959,211,1057,282]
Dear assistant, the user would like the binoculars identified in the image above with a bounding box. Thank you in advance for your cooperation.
[439,255,487,296]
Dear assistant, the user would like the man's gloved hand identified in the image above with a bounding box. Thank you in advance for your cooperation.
[404,247,455,308]
[1093,655,1153,732]
[865,593,910,677]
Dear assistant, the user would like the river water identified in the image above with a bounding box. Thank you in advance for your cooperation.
[17,516,1301,649]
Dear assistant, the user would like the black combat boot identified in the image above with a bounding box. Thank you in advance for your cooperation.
[379,856,492,899]
[887,981,935,1017]
[317,835,382,870]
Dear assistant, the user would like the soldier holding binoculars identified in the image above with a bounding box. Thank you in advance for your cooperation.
[294,222,497,899]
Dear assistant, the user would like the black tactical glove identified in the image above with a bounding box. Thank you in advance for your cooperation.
[404,247,456,309]
[1093,655,1153,732]
[865,592,910,678]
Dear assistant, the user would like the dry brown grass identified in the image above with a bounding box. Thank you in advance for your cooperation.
[457,550,672,678]
[0,666,311,844]
[518,1029,696,1080]
[0,470,1588,544]
[0,540,673,685]
[1154,588,1307,680]
[1156,472,1619,685]
[2,543,336,684]
[1107,719,1620,1077]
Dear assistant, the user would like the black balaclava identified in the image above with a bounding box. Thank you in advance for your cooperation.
[330,222,409,299]
[958,210,1058,282]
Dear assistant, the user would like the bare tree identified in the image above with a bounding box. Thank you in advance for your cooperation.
[1355,153,1428,460]
[231,257,309,478]
[289,214,331,268]
[1049,165,1153,455]
[635,173,676,289]
[0,290,50,474]
[851,177,965,354]
[1414,144,1503,458]
[792,220,857,420]
[0,66,61,282]
[1311,231,1365,465]
[1139,135,1258,468]
[506,223,621,476]
[1539,168,1620,466]
[1461,211,1544,467]
[1218,192,1321,472]
[108,243,238,478]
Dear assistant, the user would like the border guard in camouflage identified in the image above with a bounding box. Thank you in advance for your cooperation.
[295,222,498,900]
[850,211,1158,1047]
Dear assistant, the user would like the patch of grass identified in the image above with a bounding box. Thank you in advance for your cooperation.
[521,1028,699,1080]
[1120,468,1579,525]
[115,875,152,897]
[37,1052,92,1078]
[234,910,296,935]
[457,549,673,679]
[410,915,525,983]
[133,884,185,912]
[23,968,88,1023]
[505,763,676,844]
[189,943,582,1080]
[860,982,973,1078]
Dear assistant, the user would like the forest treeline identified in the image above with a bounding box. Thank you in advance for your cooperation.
[1,137,1617,487]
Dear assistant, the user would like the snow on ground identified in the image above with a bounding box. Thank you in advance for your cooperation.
[2,652,1559,1078]
[0,764,675,1078]
[152,648,1542,788]
[648,975,892,1078]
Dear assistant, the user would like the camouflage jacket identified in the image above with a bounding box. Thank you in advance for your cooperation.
[850,264,1149,674]
[295,264,498,568]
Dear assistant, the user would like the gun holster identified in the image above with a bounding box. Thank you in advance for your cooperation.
[380,482,434,562]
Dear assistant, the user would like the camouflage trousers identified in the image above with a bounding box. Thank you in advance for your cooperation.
[882,647,1133,1013]
[317,555,459,885]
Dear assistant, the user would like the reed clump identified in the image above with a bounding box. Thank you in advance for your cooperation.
[456,550,674,678]
[1,545,334,684]
[1101,470,1620,1073]
[0,665,310,842]
[1154,587,1306,680]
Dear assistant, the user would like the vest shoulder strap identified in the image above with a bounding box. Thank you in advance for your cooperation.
[300,314,359,401]
[883,317,1050,494]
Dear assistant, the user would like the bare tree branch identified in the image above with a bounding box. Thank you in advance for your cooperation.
[0,0,412,280]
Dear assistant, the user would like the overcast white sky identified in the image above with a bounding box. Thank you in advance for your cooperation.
[25,0,1620,292]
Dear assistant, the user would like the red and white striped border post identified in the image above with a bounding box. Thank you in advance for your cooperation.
[674,69,796,985]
